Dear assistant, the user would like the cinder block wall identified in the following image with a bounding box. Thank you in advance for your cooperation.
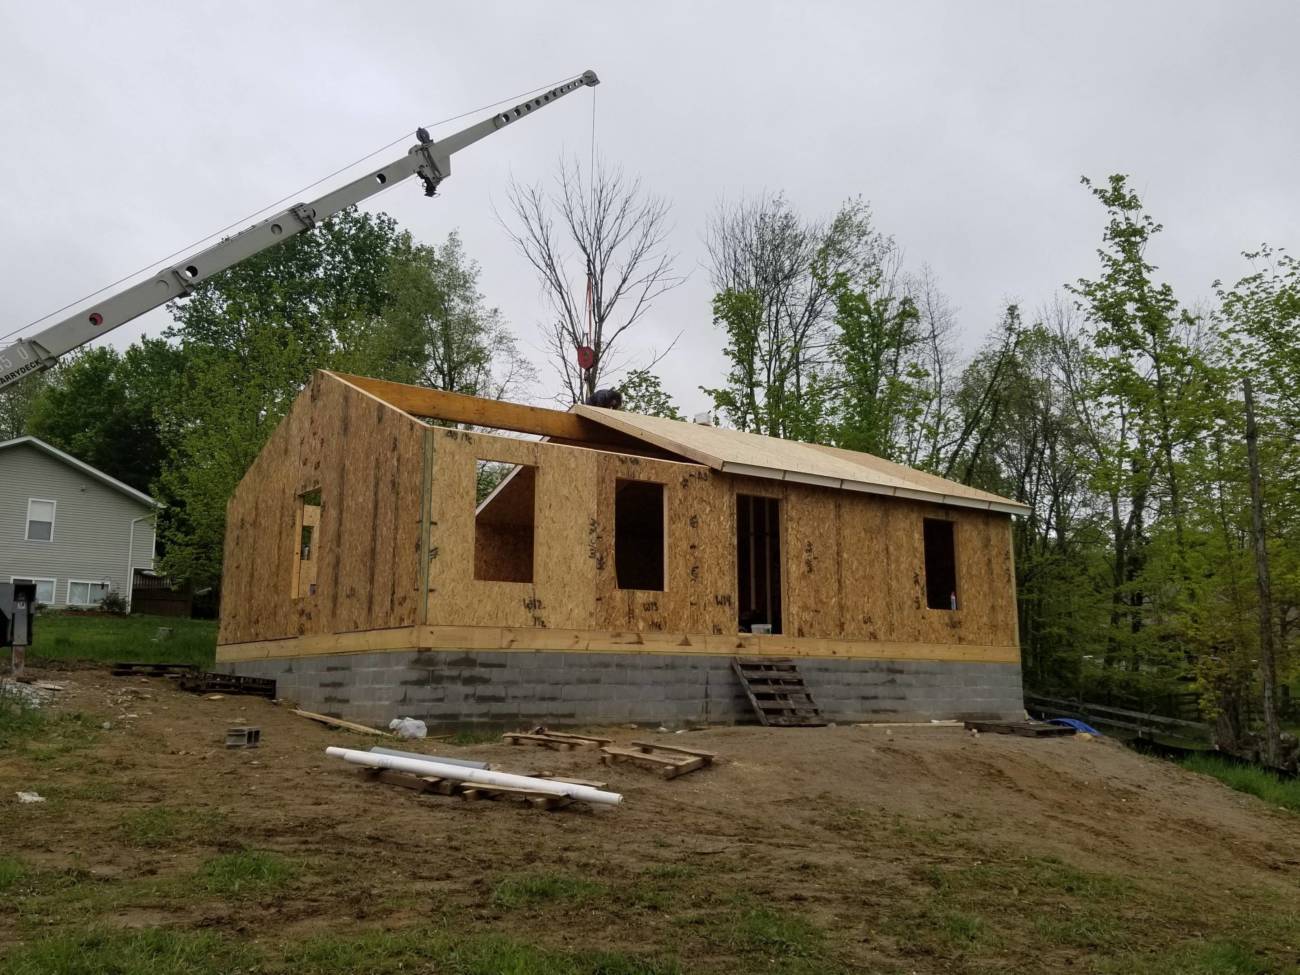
[221,651,1024,728]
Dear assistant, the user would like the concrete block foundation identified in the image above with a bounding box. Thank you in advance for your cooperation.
[221,649,1025,728]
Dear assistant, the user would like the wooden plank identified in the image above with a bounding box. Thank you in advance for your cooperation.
[217,625,1023,664]
[601,745,707,779]
[538,731,613,746]
[964,720,1073,738]
[502,733,578,751]
[330,371,616,443]
[291,708,391,737]
[628,740,716,760]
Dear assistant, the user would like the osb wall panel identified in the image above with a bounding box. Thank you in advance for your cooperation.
[419,434,1015,649]
[766,479,1017,647]
[222,379,1016,659]
[218,374,426,645]
[425,431,733,636]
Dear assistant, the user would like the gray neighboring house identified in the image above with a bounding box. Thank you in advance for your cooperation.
[0,436,159,610]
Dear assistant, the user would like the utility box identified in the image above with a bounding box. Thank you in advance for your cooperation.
[1,582,36,674]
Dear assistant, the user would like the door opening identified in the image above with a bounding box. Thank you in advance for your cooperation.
[736,494,781,634]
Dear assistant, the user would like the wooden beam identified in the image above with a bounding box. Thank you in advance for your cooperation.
[327,372,609,441]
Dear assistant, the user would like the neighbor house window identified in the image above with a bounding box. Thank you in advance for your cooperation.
[68,580,111,607]
[923,518,958,610]
[474,461,536,584]
[615,480,665,591]
[11,577,55,605]
[25,499,55,541]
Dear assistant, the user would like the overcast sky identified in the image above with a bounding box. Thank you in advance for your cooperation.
[2,1,1297,413]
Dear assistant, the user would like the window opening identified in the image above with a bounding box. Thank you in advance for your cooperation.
[474,462,536,583]
[736,494,782,634]
[923,518,958,610]
[26,499,55,541]
[292,488,321,598]
[614,480,665,591]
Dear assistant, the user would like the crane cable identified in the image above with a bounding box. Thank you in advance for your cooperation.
[582,85,597,388]
[0,73,586,348]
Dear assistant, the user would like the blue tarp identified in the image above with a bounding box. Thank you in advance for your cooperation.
[1048,717,1103,736]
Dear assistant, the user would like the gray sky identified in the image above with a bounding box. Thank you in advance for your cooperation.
[3,1,1297,414]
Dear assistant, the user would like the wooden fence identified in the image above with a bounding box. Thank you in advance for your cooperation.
[1025,694,1213,742]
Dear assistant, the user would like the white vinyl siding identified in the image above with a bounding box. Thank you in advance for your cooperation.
[26,499,55,541]
[1,444,157,608]
[11,577,56,604]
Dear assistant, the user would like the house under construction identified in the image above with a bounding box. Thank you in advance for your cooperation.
[216,370,1028,726]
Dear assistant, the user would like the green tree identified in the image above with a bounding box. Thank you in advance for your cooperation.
[0,371,48,441]
[364,232,534,398]
[618,369,681,419]
[25,341,180,492]
[156,208,498,588]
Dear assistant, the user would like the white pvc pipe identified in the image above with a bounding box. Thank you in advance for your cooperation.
[326,746,623,806]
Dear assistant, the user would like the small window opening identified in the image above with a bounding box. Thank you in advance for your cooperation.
[292,488,321,598]
[474,462,536,583]
[615,480,665,591]
[923,518,958,610]
[736,494,782,634]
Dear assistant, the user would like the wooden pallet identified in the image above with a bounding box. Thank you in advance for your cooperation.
[178,671,277,698]
[502,730,612,750]
[600,741,716,779]
[964,720,1074,738]
[111,662,199,677]
[731,657,826,727]
[357,767,601,810]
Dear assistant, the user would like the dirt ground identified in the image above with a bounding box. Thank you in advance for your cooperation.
[3,664,1299,974]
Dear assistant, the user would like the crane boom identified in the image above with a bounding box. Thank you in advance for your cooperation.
[0,70,599,392]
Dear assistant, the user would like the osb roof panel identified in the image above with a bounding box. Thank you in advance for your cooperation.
[573,406,1029,515]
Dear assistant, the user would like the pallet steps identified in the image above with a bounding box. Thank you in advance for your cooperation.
[731,657,825,727]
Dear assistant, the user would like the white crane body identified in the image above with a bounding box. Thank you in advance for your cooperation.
[0,70,598,391]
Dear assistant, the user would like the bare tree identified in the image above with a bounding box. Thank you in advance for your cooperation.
[705,193,881,436]
[504,158,680,403]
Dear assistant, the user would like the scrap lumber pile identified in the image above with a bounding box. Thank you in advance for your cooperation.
[964,719,1074,738]
[502,728,612,750]
[356,767,609,811]
[600,740,716,779]
[110,662,275,699]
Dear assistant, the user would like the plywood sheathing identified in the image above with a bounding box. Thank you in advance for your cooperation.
[421,430,1015,650]
[218,373,426,646]
[220,371,1019,661]
[216,624,1022,664]
[573,405,1029,515]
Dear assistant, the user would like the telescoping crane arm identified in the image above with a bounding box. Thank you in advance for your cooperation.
[0,70,599,392]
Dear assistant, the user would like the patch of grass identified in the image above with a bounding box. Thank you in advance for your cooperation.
[727,905,824,960]
[196,850,296,896]
[0,693,100,758]
[936,910,986,945]
[444,728,501,746]
[492,871,606,909]
[0,928,254,975]
[118,807,226,848]
[1178,754,1300,813]
[0,856,25,894]
[277,927,681,975]
[29,612,217,668]
[1101,939,1266,975]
